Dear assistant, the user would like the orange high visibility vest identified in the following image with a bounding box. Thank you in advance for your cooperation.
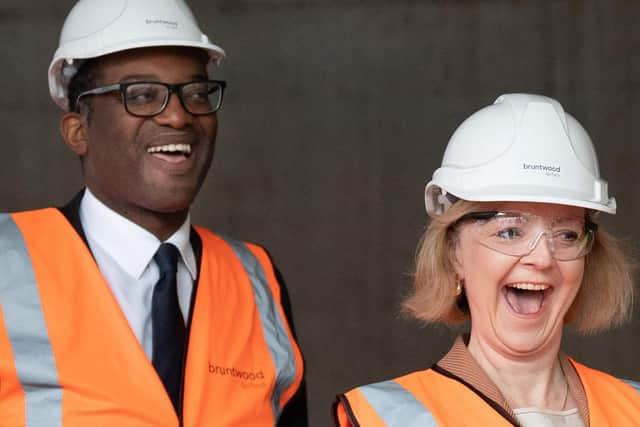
[0,208,304,427]
[336,360,640,426]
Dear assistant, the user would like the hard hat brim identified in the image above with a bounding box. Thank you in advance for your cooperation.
[48,39,226,111]
[426,181,616,216]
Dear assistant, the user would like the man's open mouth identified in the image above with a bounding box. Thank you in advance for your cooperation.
[147,143,192,158]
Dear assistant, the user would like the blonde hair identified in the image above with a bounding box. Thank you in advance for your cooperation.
[403,201,635,333]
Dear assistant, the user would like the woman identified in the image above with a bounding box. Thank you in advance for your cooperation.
[334,93,640,426]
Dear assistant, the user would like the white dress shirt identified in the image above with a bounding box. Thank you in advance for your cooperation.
[79,188,198,360]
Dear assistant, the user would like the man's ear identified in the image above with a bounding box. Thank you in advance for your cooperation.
[60,112,88,156]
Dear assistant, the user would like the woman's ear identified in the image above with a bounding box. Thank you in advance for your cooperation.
[60,112,88,156]
[450,233,465,279]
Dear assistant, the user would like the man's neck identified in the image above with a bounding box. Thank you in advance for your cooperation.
[86,187,189,241]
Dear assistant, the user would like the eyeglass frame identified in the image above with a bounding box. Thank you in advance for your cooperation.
[74,79,227,117]
[452,210,598,261]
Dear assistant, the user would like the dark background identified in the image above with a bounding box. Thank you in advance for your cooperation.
[2,1,640,425]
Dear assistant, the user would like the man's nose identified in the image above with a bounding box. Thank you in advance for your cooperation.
[154,92,192,128]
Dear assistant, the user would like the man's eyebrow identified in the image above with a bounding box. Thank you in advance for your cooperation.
[190,73,209,80]
[119,74,156,82]
[117,73,210,82]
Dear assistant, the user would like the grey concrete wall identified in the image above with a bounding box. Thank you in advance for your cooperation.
[2,1,640,425]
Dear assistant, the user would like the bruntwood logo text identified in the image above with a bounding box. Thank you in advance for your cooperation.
[523,163,561,175]
[209,362,265,382]
[146,19,178,29]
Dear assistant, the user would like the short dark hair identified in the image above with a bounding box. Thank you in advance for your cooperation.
[67,59,101,113]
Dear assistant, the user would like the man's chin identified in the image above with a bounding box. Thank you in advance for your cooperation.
[150,200,195,215]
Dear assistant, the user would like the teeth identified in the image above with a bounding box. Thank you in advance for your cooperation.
[508,283,549,291]
[147,144,192,154]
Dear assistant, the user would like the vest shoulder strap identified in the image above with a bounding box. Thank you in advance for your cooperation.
[196,230,303,420]
[342,379,437,427]
[570,358,640,425]
[0,210,63,426]
[340,368,520,427]
[621,379,640,394]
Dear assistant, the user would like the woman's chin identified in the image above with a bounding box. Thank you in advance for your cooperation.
[493,327,561,358]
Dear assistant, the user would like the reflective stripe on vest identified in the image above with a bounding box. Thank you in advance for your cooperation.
[0,214,62,426]
[351,363,640,427]
[358,380,437,427]
[222,237,297,421]
[623,379,640,394]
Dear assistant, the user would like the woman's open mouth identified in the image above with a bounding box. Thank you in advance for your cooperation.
[503,283,552,315]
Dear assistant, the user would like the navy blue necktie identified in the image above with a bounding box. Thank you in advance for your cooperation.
[152,243,186,414]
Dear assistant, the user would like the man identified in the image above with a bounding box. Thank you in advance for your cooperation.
[0,0,306,425]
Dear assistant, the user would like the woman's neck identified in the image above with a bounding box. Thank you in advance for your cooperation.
[467,334,569,411]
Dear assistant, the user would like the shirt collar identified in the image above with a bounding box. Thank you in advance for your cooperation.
[165,215,198,280]
[79,188,197,280]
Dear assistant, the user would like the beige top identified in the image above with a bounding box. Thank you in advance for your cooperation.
[514,407,586,427]
[436,336,589,426]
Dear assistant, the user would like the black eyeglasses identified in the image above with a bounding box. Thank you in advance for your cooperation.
[75,80,227,117]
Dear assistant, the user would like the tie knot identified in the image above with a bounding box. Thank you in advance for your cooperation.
[154,243,179,275]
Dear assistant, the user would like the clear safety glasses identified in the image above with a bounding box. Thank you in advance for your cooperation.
[454,211,597,261]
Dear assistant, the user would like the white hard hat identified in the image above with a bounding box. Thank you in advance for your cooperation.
[425,93,616,216]
[48,0,226,111]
